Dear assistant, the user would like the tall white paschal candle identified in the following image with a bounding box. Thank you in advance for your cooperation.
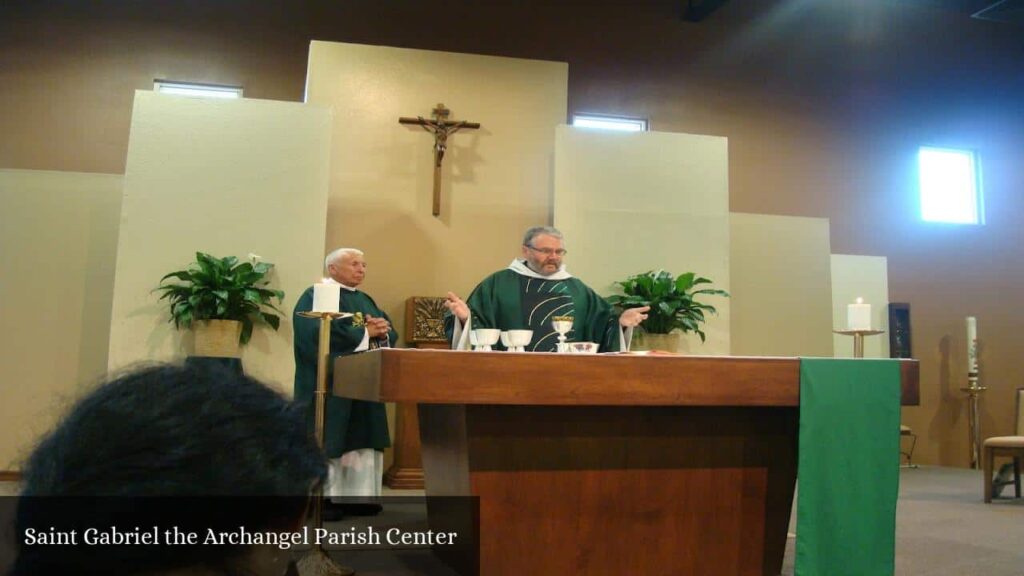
[312,279,340,313]
[966,316,978,375]
[847,297,871,330]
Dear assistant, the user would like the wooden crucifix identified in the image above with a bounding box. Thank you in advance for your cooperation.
[399,103,480,216]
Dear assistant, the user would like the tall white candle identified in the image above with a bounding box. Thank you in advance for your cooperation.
[312,279,340,313]
[847,297,871,330]
[966,316,978,374]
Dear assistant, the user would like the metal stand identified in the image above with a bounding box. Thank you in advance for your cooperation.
[833,329,885,358]
[900,425,919,469]
[961,374,987,470]
[297,311,354,576]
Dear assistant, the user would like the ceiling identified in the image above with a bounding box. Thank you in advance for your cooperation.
[971,0,1024,23]
[900,0,1024,24]
[687,0,1024,25]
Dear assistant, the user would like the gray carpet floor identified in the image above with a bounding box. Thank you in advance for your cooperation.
[883,466,1022,576]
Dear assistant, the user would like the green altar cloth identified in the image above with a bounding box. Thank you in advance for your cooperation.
[796,358,901,576]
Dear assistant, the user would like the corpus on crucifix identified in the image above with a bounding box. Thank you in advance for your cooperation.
[399,103,480,216]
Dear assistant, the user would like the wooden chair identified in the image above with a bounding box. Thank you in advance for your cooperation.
[983,387,1024,503]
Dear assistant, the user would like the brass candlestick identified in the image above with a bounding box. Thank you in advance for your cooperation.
[833,329,885,358]
[961,374,986,470]
[297,310,354,576]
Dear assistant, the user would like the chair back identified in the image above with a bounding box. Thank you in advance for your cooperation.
[1016,387,1024,436]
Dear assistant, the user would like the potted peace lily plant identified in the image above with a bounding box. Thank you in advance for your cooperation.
[606,270,728,352]
[155,252,285,358]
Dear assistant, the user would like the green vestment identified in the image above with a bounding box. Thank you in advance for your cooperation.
[447,268,622,352]
[293,286,395,458]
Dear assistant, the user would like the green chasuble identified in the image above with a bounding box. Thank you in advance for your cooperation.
[293,286,396,458]
[447,268,621,352]
[796,358,901,576]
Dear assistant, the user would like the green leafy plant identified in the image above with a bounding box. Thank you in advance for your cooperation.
[606,270,729,342]
[155,252,284,344]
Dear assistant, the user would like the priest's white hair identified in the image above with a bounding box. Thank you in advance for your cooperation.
[325,247,364,271]
[523,226,564,247]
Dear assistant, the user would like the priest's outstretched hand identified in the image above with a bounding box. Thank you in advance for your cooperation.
[445,291,470,322]
[619,306,650,328]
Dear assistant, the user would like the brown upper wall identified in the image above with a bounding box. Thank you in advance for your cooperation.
[4,1,1022,174]
[2,0,1023,466]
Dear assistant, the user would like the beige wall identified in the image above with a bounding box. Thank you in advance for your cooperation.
[0,169,123,469]
[729,213,833,358]
[831,255,890,359]
[305,41,568,334]
[107,92,331,390]
[553,126,730,354]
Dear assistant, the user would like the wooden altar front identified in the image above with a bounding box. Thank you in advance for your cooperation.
[335,349,919,576]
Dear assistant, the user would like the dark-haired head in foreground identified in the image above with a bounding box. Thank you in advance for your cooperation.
[10,363,326,576]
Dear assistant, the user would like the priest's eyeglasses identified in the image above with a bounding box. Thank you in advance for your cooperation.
[526,245,567,257]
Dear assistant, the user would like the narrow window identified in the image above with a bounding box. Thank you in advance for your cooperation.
[571,113,647,132]
[154,80,243,99]
[918,147,982,224]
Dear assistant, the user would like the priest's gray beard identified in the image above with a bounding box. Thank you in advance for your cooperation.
[325,448,383,500]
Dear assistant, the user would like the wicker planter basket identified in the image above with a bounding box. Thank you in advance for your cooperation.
[631,331,685,353]
[193,319,243,358]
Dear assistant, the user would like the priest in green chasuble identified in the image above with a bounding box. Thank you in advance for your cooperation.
[445,226,649,351]
[293,248,395,515]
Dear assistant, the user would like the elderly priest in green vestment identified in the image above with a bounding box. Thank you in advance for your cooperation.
[293,248,396,516]
[445,226,649,352]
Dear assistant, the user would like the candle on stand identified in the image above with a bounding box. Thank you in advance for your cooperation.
[966,316,978,375]
[312,279,340,313]
[847,297,871,330]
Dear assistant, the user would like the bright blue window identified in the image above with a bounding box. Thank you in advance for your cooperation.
[918,147,982,224]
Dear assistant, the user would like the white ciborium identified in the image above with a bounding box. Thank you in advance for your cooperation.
[472,328,501,351]
[506,329,533,352]
[551,316,573,353]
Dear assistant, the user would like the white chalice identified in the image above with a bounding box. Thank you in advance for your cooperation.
[506,329,533,352]
[472,328,501,351]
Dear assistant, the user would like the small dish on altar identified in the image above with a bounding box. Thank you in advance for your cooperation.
[567,342,599,354]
